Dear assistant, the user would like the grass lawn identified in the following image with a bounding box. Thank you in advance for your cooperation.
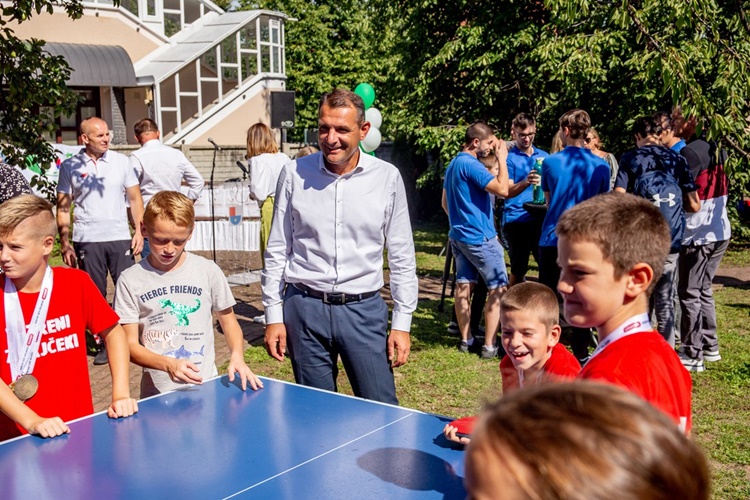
[238,222,749,498]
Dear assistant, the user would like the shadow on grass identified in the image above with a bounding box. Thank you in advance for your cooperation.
[233,299,265,347]
[714,275,750,289]
[410,299,459,351]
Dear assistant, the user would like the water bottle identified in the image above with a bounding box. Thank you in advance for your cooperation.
[532,157,545,204]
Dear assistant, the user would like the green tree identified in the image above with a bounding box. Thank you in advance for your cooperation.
[237,0,385,141]
[377,0,750,234]
[1,0,83,195]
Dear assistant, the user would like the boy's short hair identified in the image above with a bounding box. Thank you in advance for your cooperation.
[0,194,57,240]
[631,116,662,139]
[511,113,536,130]
[471,381,709,499]
[143,191,195,230]
[465,121,495,145]
[558,109,591,140]
[556,192,670,294]
[499,282,559,330]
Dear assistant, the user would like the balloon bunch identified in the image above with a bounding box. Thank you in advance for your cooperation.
[354,83,382,154]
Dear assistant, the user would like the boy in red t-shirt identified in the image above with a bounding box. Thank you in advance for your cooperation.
[444,282,580,444]
[0,195,137,441]
[556,192,693,433]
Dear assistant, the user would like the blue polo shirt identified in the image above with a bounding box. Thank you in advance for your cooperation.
[444,152,497,244]
[504,146,549,224]
[539,146,611,247]
[671,139,686,152]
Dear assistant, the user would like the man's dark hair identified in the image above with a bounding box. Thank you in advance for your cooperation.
[134,118,159,137]
[512,113,536,130]
[319,89,365,125]
[631,116,662,139]
[653,111,672,131]
[465,121,495,145]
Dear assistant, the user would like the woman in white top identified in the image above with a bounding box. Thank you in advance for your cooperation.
[246,123,290,267]
[246,123,290,324]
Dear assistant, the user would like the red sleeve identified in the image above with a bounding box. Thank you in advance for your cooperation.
[500,355,520,393]
[543,344,581,380]
[76,270,120,334]
[450,416,477,436]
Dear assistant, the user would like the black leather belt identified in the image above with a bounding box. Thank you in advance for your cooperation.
[292,283,379,305]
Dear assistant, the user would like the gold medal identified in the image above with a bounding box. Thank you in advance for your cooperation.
[9,374,38,402]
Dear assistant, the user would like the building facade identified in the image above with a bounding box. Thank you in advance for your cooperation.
[10,0,288,146]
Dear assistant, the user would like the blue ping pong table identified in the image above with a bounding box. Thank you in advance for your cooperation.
[0,377,467,499]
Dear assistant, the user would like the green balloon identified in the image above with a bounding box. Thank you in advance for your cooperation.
[354,83,376,109]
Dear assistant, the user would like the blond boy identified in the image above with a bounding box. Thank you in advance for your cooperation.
[0,195,137,441]
[114,191,262,397]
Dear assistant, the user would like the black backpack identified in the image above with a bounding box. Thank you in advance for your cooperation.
[633,167,684,253]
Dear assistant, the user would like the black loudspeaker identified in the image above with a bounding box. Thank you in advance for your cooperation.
[271,91,295,128]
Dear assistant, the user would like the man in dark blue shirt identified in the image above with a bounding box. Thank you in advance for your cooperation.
[615,116,700,346]
[503,113,548,287]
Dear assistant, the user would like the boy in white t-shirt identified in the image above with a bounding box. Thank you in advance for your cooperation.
[114,191,263,397]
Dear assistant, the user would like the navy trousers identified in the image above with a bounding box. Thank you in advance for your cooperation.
[283,285,398,405]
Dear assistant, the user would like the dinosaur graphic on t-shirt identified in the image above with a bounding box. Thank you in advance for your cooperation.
[159,298,201,326]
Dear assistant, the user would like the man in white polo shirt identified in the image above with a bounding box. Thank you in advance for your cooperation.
[57,116,145,364]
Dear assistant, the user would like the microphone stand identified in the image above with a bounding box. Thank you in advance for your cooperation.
[209,145,219,262]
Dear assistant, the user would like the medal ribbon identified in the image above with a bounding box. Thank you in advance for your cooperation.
[589,313,652,362]
[4,266,53,381]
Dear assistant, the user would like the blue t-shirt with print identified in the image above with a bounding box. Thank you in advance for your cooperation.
[444,152,497,244]
[539,146,611,247]
[504,146,549,224]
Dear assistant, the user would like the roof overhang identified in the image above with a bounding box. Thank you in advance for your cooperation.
[44,43,138,87]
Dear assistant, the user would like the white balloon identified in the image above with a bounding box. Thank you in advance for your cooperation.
[361,127,382,153]
[365,107,383,129]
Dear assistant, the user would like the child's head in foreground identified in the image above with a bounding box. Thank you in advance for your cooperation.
[465,381,709,500]
[499,282,561,373]
[555,192,670,332]
[0,195,57,281]
[141,191,195,272]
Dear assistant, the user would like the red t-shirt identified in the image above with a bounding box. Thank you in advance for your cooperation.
[0,268,119,441]
[579,330,693,433]
[452,344,581,436]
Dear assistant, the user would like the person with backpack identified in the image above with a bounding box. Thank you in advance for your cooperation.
[614,116,700,347]
[674,111,731,372]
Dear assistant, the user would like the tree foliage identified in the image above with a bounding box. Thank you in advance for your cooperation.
[374,0,750,235]
[237,0,385,141]
[0,0,83,194]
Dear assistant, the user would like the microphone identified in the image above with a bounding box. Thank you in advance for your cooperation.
[236,160,249,175]
[208,138,222,151]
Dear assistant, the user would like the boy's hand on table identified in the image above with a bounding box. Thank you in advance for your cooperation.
[443,424,471,445]
[108,398,139,419]
[227,355,264,391]
[167,359,203,385]
[28,416,70,438]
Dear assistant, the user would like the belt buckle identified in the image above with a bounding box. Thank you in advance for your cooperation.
[324,292,345,305]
